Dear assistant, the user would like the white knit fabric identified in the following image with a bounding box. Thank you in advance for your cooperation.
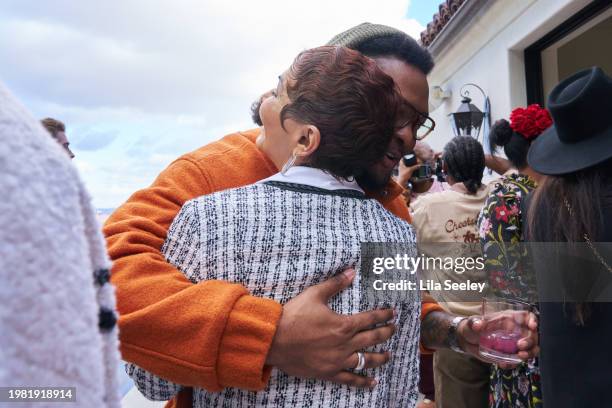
[128,181,420,407]
[0,82,122,408]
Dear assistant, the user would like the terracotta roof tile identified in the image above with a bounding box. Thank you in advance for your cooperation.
[420,0,466,47]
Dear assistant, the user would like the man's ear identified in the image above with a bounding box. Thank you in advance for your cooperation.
[295,125,320,158]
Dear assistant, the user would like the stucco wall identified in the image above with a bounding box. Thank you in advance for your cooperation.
[423,0,593,154]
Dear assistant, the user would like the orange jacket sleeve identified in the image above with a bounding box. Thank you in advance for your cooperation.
[104,158,282,392]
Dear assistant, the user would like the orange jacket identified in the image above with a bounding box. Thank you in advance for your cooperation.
[104,129,442,408]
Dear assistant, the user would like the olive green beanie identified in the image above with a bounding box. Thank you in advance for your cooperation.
[327,22,405,48]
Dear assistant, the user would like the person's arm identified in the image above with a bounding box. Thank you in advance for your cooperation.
[421,310,539,366]
[106,156,398,391]
[421,192,539,363]
[124,201,206,401]
[485,154,513,175]
[410,195,538,361]
[104,158,283,392]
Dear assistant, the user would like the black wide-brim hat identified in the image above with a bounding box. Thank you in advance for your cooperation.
[528,67,612,175]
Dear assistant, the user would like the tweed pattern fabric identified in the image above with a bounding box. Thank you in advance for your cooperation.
[128,182,420,407]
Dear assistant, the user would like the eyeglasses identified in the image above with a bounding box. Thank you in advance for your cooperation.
[414,111,436,140]
[396,102,436,141]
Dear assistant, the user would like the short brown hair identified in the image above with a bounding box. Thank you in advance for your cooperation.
[41,118,66,139]
[281,46,402,180]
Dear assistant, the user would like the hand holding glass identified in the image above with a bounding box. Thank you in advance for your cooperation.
[479,297,532,364]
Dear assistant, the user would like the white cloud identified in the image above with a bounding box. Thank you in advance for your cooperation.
[0,0,424,208]
[74,158,96,174]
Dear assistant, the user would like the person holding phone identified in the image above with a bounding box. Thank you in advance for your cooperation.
[396,141,448,206]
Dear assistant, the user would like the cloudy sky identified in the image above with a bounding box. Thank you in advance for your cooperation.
[1,0,438,208]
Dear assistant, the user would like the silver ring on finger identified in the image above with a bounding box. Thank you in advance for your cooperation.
[354,351,366,372]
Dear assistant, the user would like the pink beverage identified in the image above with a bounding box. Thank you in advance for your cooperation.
[479,297,530,364]
[480,329,521,353]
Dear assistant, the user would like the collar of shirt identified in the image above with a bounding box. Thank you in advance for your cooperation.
[259,166,365,193]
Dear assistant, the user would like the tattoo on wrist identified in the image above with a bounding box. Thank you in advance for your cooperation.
[420,311,453,350]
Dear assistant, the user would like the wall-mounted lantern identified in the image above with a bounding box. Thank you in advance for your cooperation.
[449,83,490,142]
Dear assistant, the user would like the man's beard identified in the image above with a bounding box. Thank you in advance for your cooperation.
[250,98,263,126]
[356,169,392,192]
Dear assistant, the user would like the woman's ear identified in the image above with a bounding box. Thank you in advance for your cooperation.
[294,125,320,158]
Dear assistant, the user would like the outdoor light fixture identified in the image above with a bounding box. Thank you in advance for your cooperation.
[449,83,490,141]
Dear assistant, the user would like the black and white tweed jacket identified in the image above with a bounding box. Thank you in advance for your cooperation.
[127,179,420,408]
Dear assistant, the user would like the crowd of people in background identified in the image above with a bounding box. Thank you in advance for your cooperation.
[1,21,610,408]
[411,135,492,407]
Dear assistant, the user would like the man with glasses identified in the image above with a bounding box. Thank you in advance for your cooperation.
[105,23,538,408]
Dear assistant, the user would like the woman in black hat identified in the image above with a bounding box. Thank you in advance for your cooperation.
[526,66,612,408]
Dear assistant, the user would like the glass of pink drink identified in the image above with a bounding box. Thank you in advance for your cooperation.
[479,297,531,364]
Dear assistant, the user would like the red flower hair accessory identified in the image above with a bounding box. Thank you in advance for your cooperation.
[509,104,553,140]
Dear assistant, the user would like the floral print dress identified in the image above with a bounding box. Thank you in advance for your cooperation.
[478,173,543,408]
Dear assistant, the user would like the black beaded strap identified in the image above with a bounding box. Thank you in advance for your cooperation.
[263,181,366,199]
